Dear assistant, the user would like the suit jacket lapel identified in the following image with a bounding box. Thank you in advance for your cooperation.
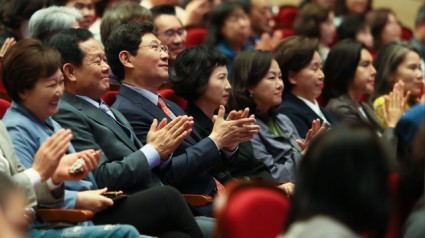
[361,102,384,132]
[62,92,138,150]
[120,86,169,121]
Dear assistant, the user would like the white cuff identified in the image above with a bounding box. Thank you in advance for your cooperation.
[46,178,62,191]
[23,168,41,188]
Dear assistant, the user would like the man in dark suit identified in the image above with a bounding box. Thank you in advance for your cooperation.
[49,28,214,236]
[105,22,259,213]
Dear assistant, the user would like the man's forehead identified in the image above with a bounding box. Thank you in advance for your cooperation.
[155,14,183,28]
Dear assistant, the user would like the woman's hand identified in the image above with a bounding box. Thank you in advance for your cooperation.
[382,81,409,128]
[297,119,326,156]
[75,187,114,213]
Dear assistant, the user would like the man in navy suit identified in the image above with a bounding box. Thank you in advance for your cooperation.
[105,22,259,216]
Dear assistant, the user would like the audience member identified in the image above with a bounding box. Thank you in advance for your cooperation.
[50,28,215,238]
[372,41,423,127]
[29,6,81,43]
[366,8,402,53]
[2,38,204,238]
[89,0,141,44]
[239,0,274,38]
[100,1,151,46]
[274,36,336,138]
[411,4,425,63]
[294,2,336,61]
[228,50,325,183]
[0,0,44,47]
[151,5,186,83]
[281,124,390,238]
[337,14,374,49]
[205,1,252,70]
[106,22,257,216]
[46,0,96,29]
[99,1,151,84]
[0,122,142,238]
[395,105,425,238]
[172,45,272,183]
[334,0,372,26]
[323,39,404,135]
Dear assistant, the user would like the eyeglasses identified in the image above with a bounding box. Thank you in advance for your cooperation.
[139,42,169,54]
[156,28,186,39]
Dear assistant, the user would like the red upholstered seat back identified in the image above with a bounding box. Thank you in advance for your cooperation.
[102,90,119,107]
[274,5,299,29]
[216,181,291,238]
[158,88,188,110]
[0,98,11,119]
[185,28,207,48]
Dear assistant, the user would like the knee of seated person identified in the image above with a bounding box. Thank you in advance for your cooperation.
[106,224,140,238]
[161,185,183,197]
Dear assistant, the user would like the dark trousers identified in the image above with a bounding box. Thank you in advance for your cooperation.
[93,186,203,238]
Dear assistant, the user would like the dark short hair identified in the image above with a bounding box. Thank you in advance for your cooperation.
[337,14,368,41]
[105,21,155,81]
[205,1,245,46]
[150,4,176,20]
[100,2,152,46]
[322,39,365,104]
[173,45,228,101]
[48,28,93,68]
[285,124,390,236]
[366,8,396,51]
[372,41,419,102]
[294,2,330,39]
[0,0,44,29]
[335,0,372,16]
[273,36,318,95]
[228,50,274,115]
[2,39,61,103]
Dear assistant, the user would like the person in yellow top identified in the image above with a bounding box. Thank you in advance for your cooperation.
[372,41,424,128]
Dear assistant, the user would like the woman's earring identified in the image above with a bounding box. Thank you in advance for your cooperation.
[249,92,253,98]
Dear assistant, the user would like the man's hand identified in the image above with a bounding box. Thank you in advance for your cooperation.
[51,149,101,185]
[147,116,193,159]
[75,187,113,213]
[32,129,73,182]
[0,37,16,60]
[210,105,260,150]
[278,182,295,196]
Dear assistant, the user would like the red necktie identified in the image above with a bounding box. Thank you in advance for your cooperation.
[157,97,175,119]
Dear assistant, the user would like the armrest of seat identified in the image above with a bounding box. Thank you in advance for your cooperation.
[183,194,213,206]
[37,209,94,223]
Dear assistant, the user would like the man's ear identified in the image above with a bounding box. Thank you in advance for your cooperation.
[62,63,77,82]
[288,71,297,85]
[119,51,134,69]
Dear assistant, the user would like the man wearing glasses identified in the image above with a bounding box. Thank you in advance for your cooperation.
[106,21,259,217]
[151,5,187,83]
